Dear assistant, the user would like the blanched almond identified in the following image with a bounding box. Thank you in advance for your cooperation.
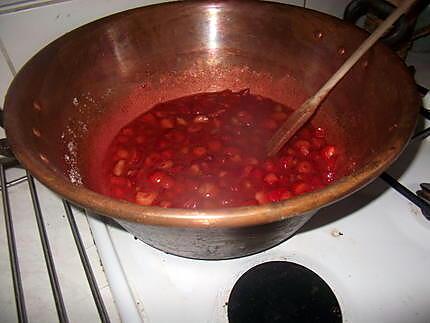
[116,148,129,159]
[160,118,175,128]
[187,124,202,133]
[218,170,228,178]
[263,172,279,185]
[231,154,242,163]
[113,160,126,176]
[159,201,172,208]
[176,117,188,125]
[189,164,201,175]
[255,191,268,205]
[135,191,158,206]
[193,146,207,157]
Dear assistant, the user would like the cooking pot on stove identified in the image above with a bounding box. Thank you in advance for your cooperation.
[3,0,419,259]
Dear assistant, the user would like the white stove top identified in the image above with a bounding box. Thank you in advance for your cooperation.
[0,1,429,322]
[90,133,430,323]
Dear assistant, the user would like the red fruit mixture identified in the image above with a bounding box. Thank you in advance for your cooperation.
[103,89,340,209]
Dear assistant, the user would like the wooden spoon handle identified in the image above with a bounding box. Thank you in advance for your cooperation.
[267,0,416,157]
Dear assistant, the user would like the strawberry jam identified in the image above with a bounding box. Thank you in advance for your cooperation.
[103,89,340,209]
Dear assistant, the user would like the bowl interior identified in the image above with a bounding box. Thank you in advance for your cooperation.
[4,1,419,227]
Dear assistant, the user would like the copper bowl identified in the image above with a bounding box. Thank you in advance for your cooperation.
[3,0,419,259]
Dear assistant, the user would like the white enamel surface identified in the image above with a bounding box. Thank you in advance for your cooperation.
[89,137,430,323]
[87,214,143,323]
[305,0,350,18]
[0,47,13,107]
[0,0,172,72]
[0,49,13,138]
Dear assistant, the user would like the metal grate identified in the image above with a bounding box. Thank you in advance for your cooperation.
[378,85,430,220]
[0,160,111,323]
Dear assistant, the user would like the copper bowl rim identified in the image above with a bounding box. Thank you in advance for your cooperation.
[4,1,420,229]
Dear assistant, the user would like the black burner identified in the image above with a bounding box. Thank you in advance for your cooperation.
[228,261,342,323]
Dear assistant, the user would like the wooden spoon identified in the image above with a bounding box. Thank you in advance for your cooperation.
[267,0,416,157]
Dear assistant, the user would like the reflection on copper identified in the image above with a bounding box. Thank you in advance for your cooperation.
[105,27,133,77]
[207,6,220,50]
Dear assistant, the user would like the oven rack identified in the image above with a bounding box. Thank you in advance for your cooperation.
[1,88,429,323]
[0,162,112,323]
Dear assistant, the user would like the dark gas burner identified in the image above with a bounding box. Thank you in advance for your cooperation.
[227,261,342,323]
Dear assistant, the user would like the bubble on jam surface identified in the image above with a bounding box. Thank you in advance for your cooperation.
[33,101,42,111]
[314,30,324,40]
[64,138,82,185]
[337,47,346,56]
[32,128,41,137]
[39,153,49,163]
[100,89,344,209]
